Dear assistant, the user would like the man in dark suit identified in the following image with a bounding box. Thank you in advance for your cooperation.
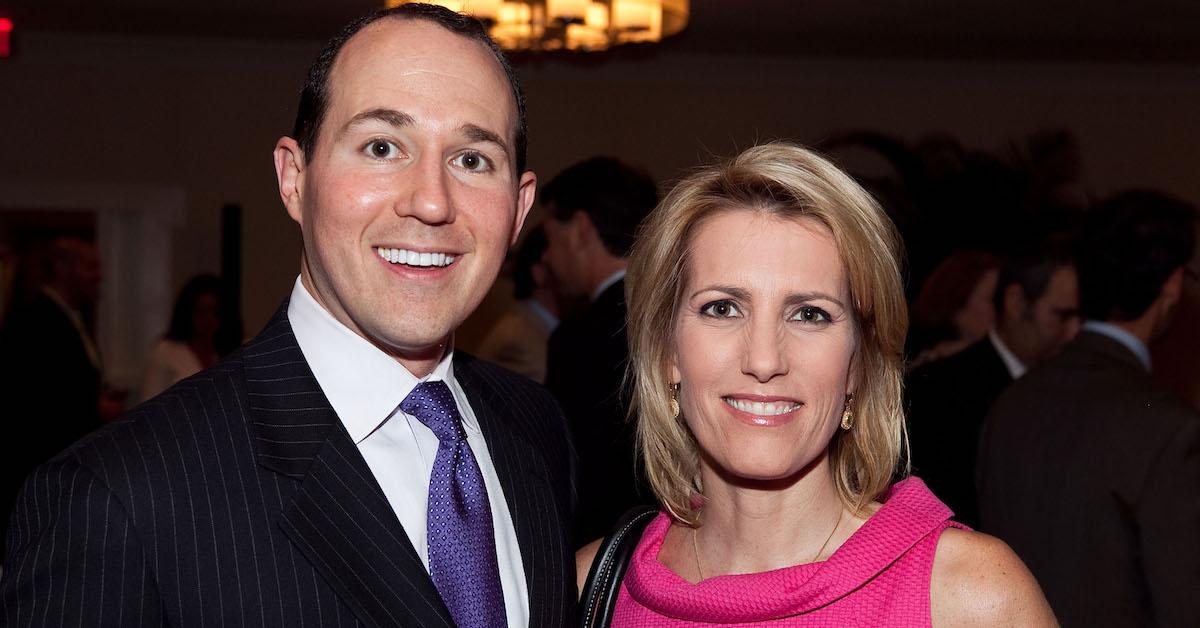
[978,190,1200,627]
[477,227,559,384]
[2,5,575,627]
[0,236,103,543]
[540,157,658,544]
[906,244,1079,526]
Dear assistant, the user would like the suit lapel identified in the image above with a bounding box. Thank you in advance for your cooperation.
[456,354,570,628]
[244,307,454,628]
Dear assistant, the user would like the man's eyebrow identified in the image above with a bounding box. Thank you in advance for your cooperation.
[340,108,414,135]
[460,123,509,154]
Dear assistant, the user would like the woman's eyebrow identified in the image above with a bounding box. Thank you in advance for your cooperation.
[689,285,750,301]
[784,292,845,309]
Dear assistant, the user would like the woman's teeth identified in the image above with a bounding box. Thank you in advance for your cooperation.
[723,397,800,416]
[376,247,455,267]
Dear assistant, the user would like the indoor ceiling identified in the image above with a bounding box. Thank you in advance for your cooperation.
[5,0,1200,64]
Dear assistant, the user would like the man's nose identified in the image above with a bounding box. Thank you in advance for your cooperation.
[401,156,455,225]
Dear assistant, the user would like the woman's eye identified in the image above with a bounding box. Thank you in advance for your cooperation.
[364,139,400,160]
[700,300,741,318]
[453,151,493,172]
[791,306,831,324]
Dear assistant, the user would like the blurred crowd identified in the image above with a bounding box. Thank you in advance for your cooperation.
[1,135,1197,625]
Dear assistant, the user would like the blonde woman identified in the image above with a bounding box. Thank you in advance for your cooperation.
[577,143,1055,626]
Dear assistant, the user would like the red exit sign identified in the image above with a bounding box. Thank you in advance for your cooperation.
[0,18,11,58]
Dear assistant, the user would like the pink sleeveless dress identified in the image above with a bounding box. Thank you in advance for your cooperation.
[612,477,963,626]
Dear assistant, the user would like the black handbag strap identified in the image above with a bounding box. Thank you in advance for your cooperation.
[579,506,659,628]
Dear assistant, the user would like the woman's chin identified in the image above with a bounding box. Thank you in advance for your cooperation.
[708,460,812,490]
[703,448,830,491]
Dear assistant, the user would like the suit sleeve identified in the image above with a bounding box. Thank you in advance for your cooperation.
[1138,418,1200,626]
[2,456,163,626]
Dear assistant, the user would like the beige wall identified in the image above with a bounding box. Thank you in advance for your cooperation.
[2,31,1198,403]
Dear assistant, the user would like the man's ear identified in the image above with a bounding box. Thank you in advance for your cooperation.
[1002,283,1027,322]
[274,137,306,225]
[570,210,598,247]
[511,170,537,246]
[1162,266,1185,308]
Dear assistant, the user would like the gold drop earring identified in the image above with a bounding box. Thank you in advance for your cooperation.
[840,393,854,430]
[670,382,681,419]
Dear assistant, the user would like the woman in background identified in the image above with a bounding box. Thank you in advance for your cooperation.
[141,274,238,400]
[579,143,1054,626]
[907,250,1000,369]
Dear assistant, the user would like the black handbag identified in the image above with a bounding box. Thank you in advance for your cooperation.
[578,506,659,627]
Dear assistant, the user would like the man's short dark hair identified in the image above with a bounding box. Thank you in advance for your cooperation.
[291,3,528,174]
[992,236,1075,315]
[1076,189,1197,322]
[542,157,659,258]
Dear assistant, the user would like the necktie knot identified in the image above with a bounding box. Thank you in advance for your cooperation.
[401,380,465,443]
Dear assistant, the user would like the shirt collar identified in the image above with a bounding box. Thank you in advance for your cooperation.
[1082,320,1152,372]
[988,329,1027,379]
[42,286,102,368]
[287,276,459,443]
[525,299,559,332]
[591,268,626,302]
[41,286,73,313]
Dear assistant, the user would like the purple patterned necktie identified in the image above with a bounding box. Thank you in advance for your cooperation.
[401,381,507,628]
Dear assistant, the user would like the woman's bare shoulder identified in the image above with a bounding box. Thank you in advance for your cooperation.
[575,538,604,599]
[930,528,1058,627]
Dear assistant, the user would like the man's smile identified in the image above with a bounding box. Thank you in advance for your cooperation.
[374,246,457,268]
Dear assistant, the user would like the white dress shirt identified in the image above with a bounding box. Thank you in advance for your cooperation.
[591,268,626,302]
[287,278,528,627]
[988,329,1027,379]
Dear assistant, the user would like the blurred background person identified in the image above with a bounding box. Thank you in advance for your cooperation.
[979,190,1200,627]
[541,156,659,544]
[906,239,1079,526]
[476,226,559,383]
[140,273,239,401]
[579,143,1053,625]
[0,235,104,546]
[906,250,1000,369]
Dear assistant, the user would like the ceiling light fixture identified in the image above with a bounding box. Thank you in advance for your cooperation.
[386,0,689,52]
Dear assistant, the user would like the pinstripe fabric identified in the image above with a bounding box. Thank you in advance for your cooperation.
[1,305,576,627]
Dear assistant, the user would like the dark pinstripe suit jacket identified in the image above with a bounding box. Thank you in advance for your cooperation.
[1,307,576,627]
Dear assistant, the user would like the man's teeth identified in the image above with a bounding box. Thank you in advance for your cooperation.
[724,398,800,416]
[375,247,455,267]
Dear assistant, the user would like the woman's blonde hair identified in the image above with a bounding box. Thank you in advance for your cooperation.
[625,142,909,525]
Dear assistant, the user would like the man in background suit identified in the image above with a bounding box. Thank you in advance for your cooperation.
[541,157,658,544]
[906,243,1078,526]
[477,226,559,383]
[2,5,575,627]
[0,236,103,545]
[978,190,1200,626]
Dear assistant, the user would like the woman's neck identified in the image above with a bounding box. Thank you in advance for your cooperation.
[683,454,868,579]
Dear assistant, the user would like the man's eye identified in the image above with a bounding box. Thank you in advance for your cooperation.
[453,151,493,173]
[700,300,741,318]
[791,306,831,324]
[364,139,400,160]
